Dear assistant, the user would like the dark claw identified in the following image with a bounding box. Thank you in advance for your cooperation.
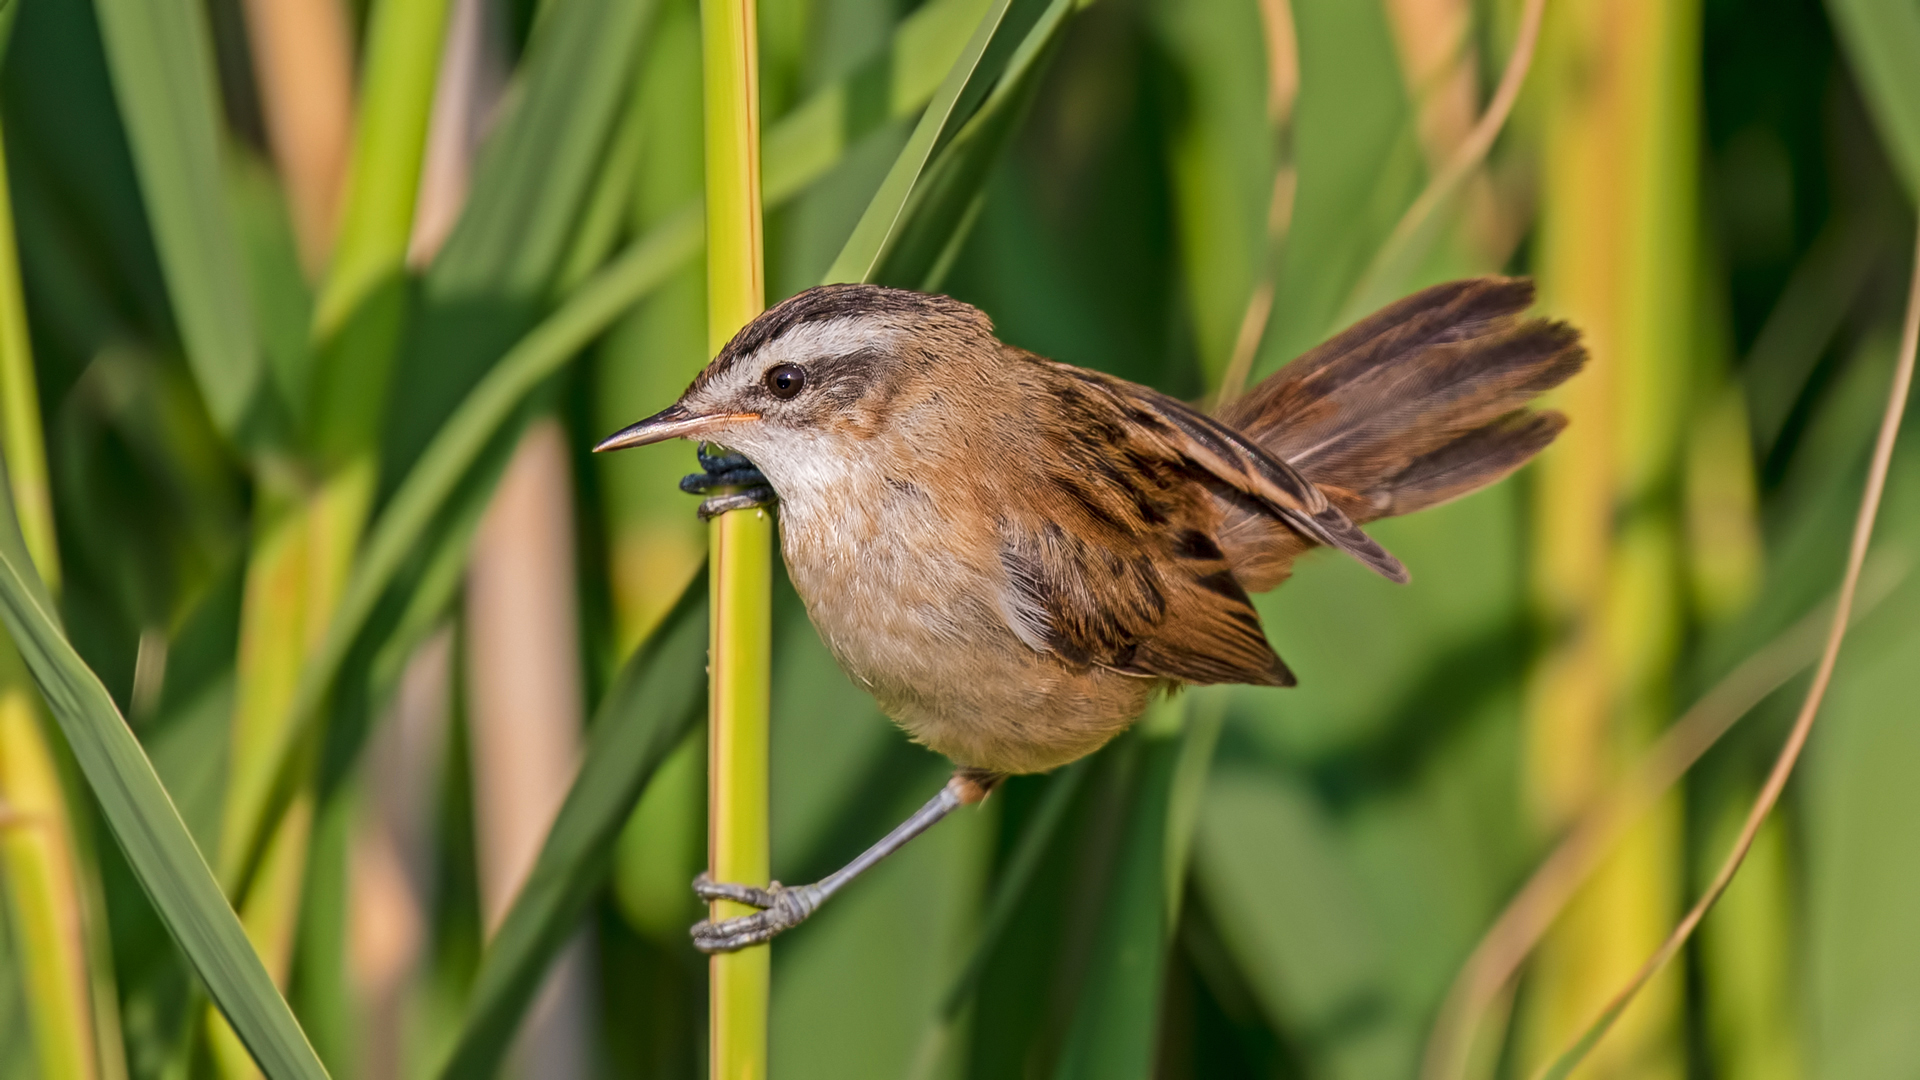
[692,871,777,909]
[680,468,765,494]
[682,444,777,521]
[696,487,777,521]
[697,444,754,474]
[690,876,824,954]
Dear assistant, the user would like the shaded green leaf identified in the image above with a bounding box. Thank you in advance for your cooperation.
[823,0,1042,284]
[873,0,1078,292]
[1052,698,1218,1080]
[90,0,262,439]
[1257,0,1422,370]
[1828,0,1920,201]
[379,0,658,484]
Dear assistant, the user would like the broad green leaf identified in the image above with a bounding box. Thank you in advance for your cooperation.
[1193,769,1397,1076]
[770,762,991,1080]
[90,0,262,439]
[1052,698,1217,1080]
[435,571,708,1080]
[1149,0,1275,381]
[1827,0,1920,201]
[0,473,323,1077]
[1808,573,1920,1077]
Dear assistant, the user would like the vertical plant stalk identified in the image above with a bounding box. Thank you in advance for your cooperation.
[240,0,355,276]
[212,473,368,1080]
[0,694,98,1080]
[1521,0,1700,1071]
[1536,219,1920,1080]
[210,0,450,1072]
[0,107,117,1080]
[0,118,53,586]
[700,0,771,1074]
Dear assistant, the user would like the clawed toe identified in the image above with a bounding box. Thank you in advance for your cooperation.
[692,910,785,953]
[696,488,776,520]
[692,871,777,909]
[688,877,824,953]
[682,444,777,520]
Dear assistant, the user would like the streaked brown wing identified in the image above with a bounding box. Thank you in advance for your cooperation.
[992,363,1295,687]
[1054,365,1409,584]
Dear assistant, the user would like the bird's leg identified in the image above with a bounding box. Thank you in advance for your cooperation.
[690,769,1002,953]
[681,443,777,521]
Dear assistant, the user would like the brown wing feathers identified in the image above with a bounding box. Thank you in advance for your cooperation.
[996,367,1296,687]
[997,275,1580,686]
[1215,276,1584,590]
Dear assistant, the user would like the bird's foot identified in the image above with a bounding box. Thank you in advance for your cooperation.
[690,872,823,953]
[681,444,777,521]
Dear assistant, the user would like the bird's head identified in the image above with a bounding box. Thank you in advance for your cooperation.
[594,283,999,494]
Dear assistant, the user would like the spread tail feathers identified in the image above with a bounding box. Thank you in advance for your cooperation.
[1215,276,1585,591]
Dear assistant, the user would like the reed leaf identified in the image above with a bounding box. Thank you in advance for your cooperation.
[304,0,453,461]
[0,473,325,1078]
[1826,0,1920,200]
[90,0,262,441]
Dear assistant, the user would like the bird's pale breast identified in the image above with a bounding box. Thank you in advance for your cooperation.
[772,442,1157,774]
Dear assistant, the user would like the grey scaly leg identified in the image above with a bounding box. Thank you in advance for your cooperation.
[690,771,999,953]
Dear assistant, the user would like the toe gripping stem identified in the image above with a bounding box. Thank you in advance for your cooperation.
[681,443,776,521]
[688,776,978,953]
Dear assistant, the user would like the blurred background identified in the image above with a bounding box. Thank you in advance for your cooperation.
[0,0,1916,1076]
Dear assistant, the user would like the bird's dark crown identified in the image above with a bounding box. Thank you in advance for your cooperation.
[692,283,994,393]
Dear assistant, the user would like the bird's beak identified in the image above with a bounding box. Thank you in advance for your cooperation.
[592,404,760,452]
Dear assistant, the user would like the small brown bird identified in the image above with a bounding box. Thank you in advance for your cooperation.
[597,276,1583,952]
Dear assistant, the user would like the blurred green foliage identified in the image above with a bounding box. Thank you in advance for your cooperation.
[0,0,1912,1077]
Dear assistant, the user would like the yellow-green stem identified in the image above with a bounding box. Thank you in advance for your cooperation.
[314,0,451,338]
[0,693,97,1080]
[700,0,771,1074]
[1521,0,1700,1071]
[0,107,112,1080]
[0,117,53,588]
[307,0,452,464]
[210,466,369,1080]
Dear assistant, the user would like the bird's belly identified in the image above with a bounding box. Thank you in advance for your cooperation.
[781,521,1155,774]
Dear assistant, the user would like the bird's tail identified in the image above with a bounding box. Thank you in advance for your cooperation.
[1214,277,1585,591]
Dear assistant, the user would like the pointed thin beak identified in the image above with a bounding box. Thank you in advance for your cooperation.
[592,405,760,452]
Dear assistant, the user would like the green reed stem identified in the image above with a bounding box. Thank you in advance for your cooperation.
[700,0,771,1075]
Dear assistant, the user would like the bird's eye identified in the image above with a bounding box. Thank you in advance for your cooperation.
[765,364,807,399]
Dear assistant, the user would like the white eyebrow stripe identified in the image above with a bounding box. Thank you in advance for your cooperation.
[758,317,903,367]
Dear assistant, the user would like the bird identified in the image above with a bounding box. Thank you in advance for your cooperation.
[595,276,1585,953]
